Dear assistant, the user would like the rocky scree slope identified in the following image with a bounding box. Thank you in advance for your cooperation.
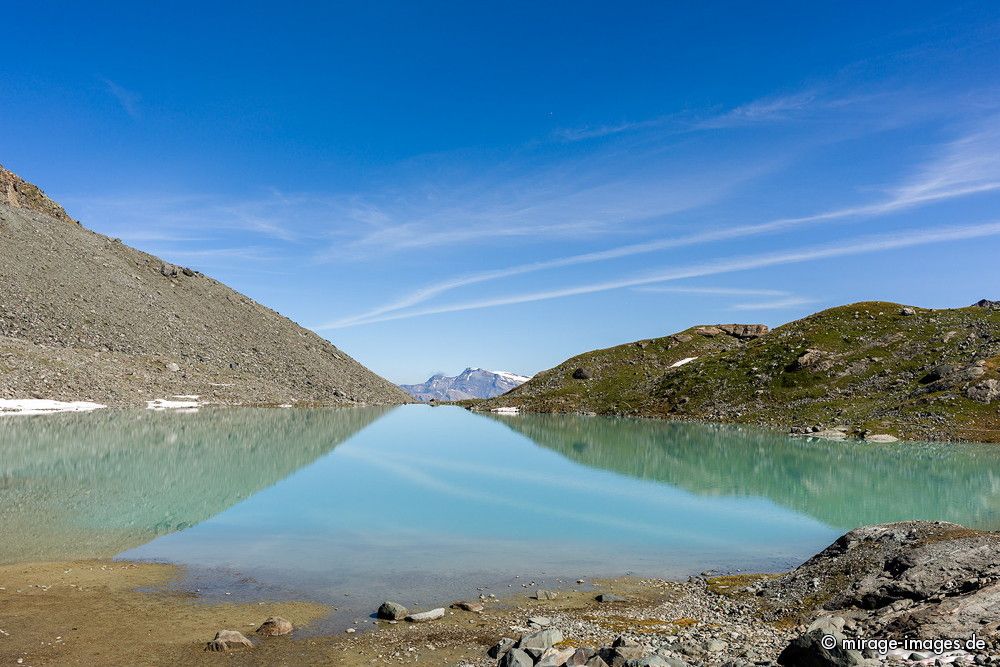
[0,165,409,407]
[478,304,1000,442]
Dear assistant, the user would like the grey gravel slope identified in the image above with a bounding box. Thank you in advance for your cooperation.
[0,166,409,407]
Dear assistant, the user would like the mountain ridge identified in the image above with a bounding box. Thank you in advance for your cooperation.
[0,165,410,407]
[400,367,530,401]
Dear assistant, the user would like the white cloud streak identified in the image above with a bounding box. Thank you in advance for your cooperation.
[323,120,1000,329]
[314,221,1000,329]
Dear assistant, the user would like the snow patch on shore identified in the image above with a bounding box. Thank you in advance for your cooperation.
[491,406,520,415]
[147,396,202,412]
[0,399,107,416]
[671,356,698,368]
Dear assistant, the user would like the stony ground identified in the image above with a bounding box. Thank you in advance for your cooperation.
[478,303,1000,443]
[0,173,409,407]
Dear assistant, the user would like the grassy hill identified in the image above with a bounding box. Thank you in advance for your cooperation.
[478,303,1000,442]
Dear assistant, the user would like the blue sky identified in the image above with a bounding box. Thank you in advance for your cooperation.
[2,2,1000,383]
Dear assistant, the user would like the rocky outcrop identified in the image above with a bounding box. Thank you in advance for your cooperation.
[0,165,76,224]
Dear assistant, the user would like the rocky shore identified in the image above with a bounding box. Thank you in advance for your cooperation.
[2,522,996,666]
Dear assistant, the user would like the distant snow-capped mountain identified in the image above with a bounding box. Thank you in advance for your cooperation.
[400,368,531,401]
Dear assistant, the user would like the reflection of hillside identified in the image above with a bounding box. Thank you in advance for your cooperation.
[0,407,390,563]
[490,414,1000,531]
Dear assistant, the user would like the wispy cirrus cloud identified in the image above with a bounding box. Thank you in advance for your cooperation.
[322,116,1000,329]
[101,78,140,118]
[314,220,1000,329]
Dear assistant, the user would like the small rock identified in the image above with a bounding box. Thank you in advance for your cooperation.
[595,593,624,603]
[255,616,292,636]
[450,600,484,613]
[534,589,559,600]
[205,629,253,652]
[864,434,899,442]
[377,601,408,620]
[900,307,916,316]
[165,362,180,372]
[405,607,445,623]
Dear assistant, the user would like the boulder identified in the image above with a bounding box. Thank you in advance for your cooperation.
[204,629,253,652]
[451,600,484,612]
[566,648,596,665]
[488,637,516,659]
[900,307,916,316]
[572,368,591,380]
[625,657,673,667]
[966,379,1000,404]
[537,647,577,666]
[501,648,536,667]
[777,628,867,666]
[377,601,408,620]
[160,263,179,278]
[792,349,832,371]
[534,589,559,600]
[255,616,292,636]
[518,627,564,650]
[405,607,445,622]
[694,326,722,337]
[595,593,624,603]
[586,657,611,667]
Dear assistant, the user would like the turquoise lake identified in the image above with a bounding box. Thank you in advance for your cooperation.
[2,404,999,630]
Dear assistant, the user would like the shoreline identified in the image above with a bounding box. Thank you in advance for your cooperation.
[3,521,998,666]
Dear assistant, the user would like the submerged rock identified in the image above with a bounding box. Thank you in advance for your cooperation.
[204,629,253,652]
[377,601,408,620]
[255,616,293,636]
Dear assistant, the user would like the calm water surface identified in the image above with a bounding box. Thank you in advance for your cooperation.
[2,405,998,630]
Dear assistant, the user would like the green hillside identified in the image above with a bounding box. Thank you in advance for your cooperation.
[479,302,1000,442]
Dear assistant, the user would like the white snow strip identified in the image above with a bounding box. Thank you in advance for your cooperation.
[491,406,520,415]
[492,370,532,382]
[0,399,106,416]
[146,397,203,411]
[670,356,698,368]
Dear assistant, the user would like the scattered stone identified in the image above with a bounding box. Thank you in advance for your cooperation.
[204,629,252,652]
[255,616,292,636]
[377,601,408,620]
[405,607,445,623]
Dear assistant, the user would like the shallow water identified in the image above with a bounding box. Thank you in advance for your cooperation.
[2,404,998,630]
